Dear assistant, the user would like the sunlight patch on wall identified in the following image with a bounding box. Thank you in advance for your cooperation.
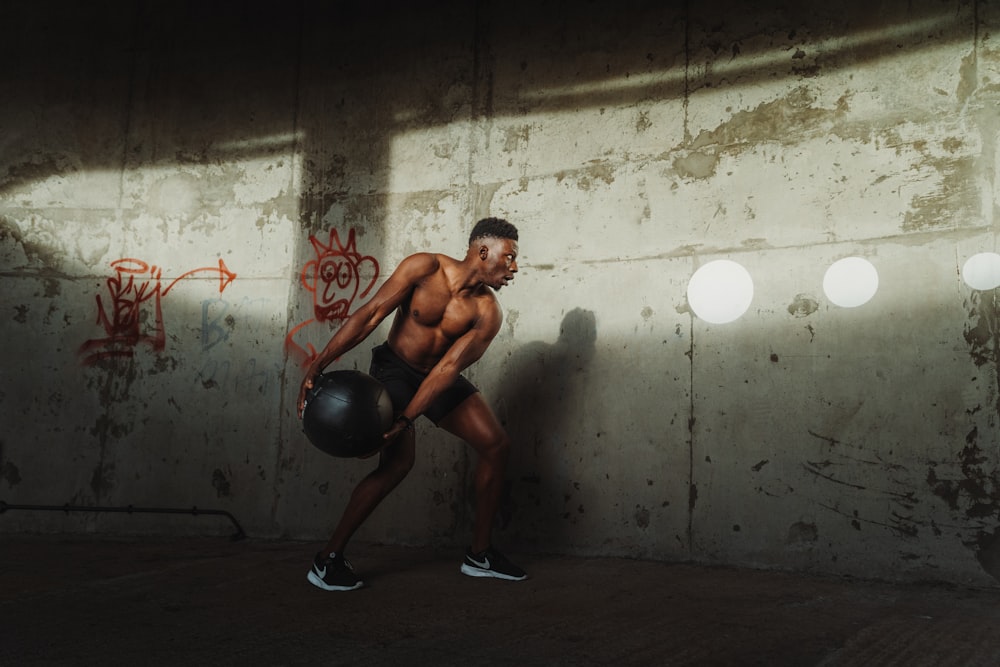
[823,257,879,308]
[962,252,1000,291]
[687,259,754,324]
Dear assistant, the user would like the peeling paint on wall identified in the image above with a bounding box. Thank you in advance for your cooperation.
[787,294,818,317]
[1,439,21,489]
[787,521,818,545]
[90,462,116,500]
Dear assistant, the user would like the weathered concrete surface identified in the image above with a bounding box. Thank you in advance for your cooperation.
[4,537,1000,666]
[3,0,1000,589]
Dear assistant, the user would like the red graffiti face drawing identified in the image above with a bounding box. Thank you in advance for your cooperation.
[302,229,379,323]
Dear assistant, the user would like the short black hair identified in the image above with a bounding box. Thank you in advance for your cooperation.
[469,217,518,244]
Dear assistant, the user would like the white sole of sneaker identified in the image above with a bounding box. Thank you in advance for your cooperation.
[460,563,527,581]
[306,571,364,591]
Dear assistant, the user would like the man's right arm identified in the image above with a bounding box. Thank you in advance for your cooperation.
[296,253,439,417]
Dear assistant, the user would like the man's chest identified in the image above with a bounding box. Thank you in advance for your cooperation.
[408,283,479,338]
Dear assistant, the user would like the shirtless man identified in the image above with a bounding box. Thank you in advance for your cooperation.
[297,217,526,590]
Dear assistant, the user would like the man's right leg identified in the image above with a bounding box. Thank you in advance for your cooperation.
[323,430,415,553]
[308,431,416,591]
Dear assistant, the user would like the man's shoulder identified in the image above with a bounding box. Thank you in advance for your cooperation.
[474,284,502,317]
[398,252,444,276]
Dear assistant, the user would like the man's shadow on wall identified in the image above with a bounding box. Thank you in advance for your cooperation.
[491,307,597,551]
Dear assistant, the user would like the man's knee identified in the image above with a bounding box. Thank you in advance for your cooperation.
[480,432,511,462]
[379,447,415,482]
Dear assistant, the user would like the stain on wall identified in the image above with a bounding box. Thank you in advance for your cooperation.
[921,289,1000,581]
[1,440,21,489]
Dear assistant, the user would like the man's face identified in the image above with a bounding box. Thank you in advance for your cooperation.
[482,237,519,290]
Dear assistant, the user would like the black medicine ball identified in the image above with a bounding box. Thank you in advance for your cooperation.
[302,370,395,458]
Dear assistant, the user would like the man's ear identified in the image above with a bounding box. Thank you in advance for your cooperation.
[479,245,489,260]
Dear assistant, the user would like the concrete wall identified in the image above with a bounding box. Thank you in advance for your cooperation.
[3,0,1000,586]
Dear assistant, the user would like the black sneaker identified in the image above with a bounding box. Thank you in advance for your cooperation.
[460,546,527,581]
[307,552,363,591]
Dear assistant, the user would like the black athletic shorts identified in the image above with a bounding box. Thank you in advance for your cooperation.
[369,342,479,425]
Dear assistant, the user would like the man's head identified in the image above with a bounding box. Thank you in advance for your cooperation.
[469,217,519,290]
[469,217,518,245]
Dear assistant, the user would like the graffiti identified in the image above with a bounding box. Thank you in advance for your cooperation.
[200,296,271,352]
[285,228,380,367]
[79,258,237,366]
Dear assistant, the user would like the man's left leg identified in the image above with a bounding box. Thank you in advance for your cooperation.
[438,392,527,581]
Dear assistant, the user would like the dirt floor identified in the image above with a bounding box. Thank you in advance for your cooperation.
[3,537,1000,666]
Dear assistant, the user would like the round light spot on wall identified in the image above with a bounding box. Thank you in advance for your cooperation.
[962,252,1000,291]
[687,260,754,324]
[823,257,879,308]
